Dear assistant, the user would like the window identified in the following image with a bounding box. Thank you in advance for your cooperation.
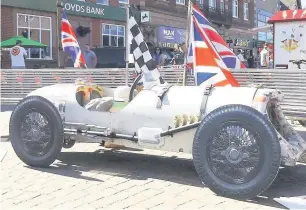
[119,0,129,4]
[232,0,238,18]
[176,0,185,5]
[209,0,216,8]
[244,2,249,20]
[96,0,108,5]
[102,24,125,47]
[17,14,52,59]
[220,0,225,11]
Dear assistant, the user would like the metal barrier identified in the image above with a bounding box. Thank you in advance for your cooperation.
[1,68,306,121]
[0,68,195,105]
[231,69,306,121]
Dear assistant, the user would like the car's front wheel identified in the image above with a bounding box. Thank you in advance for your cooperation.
[10,96,64,167]
[192,104,281,200]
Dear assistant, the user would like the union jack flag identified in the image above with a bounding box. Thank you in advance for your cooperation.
[61,10,87,68]
[187,3,245,77]
[191,9,240,87]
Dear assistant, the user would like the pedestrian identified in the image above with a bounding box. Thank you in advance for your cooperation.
[152,47,166,67]
[260,44,269,68]
[269,54,274,68]
[236,50,245,62]
[247,53,254,68]
[83,44,97,68]
[10,40,27,69]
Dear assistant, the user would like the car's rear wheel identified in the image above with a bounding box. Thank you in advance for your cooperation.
[193,104,281,200]
[10,96,63,167]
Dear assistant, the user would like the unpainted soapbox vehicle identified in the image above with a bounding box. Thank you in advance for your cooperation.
[9,77,306,200]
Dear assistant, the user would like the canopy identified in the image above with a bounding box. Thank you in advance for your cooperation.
[268,9,306,23]
[0,36,47,48]
[250,25,273,33]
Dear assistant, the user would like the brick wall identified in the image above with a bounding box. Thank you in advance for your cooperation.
[1,6,14,69]
[229,0,255,29]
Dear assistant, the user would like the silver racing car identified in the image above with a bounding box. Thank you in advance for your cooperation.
[9,76,306,200]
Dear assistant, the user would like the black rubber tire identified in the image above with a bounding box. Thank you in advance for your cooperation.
[9,96,64,167]
[192,104,281,200]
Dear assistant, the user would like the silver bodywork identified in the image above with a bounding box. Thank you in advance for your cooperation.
[27,83,306,166]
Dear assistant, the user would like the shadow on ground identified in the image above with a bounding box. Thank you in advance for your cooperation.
[27,146,306,209]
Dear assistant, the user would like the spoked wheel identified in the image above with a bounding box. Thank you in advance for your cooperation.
[20,111,54,157]
[193,105,281,200]
[207,123,263,185]
[10,96,63,167]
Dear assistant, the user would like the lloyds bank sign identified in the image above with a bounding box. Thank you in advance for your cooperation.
[64,2,105,16]
[62,0,125,20]
[1,0,126,21]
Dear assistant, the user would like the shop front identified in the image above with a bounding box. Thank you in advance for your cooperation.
[157,26,186,49]
[230,38,254,59]
[156,25,186,65]
[1,0,125,69]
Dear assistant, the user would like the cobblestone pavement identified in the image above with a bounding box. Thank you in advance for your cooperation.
[1,140,306,210]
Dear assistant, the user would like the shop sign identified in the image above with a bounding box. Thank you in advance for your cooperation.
[158,26,186,44]
[158,42,178,48]
[64,3,105,16]
[234,39,251,47]
[2,0,126,21]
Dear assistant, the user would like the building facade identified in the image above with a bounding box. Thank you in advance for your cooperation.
[254,0,279,44]
[196,0,256,59]
[1,0,256,68]
[1,0,127,68]
[133,0,256,59]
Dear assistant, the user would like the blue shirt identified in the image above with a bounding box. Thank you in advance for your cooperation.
[84,50,96,68]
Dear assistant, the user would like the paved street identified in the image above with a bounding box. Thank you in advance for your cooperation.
[1,110,306,210]
[1,140,306,210]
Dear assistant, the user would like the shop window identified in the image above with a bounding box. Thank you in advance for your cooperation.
[119,0,129,4]
[209,0,216,8]
[244,2,249,20]
[17,14,52,59]
[176,0,185,5]
[102,24,125,47]
[96,0,109,5]
[232,0,238,18]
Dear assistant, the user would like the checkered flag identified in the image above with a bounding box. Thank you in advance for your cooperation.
[128,10,165,87]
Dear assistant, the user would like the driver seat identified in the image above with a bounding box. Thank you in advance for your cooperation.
[84,86,136,112]
[85,97,114,112]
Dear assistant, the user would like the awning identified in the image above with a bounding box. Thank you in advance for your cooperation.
[249,25,273,33]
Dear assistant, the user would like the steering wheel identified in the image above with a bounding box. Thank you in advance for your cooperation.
[129,74,143,102]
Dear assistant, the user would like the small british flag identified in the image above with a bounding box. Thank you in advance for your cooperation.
[61,10,87,68]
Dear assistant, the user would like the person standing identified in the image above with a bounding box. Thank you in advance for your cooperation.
[247,53,254,68]
[10,40,27,69]
[260,45,269,68]
[83,44,97,68]
[236,50,245,62]
[152,47,166,67]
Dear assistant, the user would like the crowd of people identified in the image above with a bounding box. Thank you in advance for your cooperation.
[235,44,273,69]
[8,39,273,69]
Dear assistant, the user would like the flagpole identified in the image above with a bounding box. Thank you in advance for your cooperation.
[125,6,130,86]
[183,0,192,86]
[56,1,63,68]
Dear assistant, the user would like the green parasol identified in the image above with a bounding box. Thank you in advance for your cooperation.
[0,36,47,48]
